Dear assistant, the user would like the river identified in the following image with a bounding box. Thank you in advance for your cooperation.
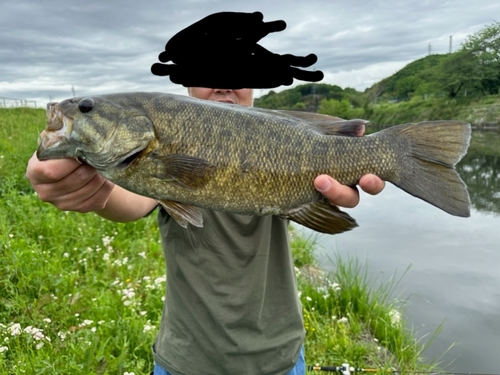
[298,129,500,373]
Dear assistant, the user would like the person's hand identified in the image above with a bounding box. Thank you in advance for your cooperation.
[314,174,385,208]
[26,152,115,212]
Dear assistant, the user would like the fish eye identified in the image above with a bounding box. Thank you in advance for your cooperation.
[78,98,94,113]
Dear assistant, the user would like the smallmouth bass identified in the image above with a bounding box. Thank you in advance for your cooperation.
[37,92,471,234]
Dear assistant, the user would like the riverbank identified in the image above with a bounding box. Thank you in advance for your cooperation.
[364,94,500,128]
[289,227,442,373]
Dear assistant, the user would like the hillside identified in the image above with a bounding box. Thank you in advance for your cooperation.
[255,22,500,126]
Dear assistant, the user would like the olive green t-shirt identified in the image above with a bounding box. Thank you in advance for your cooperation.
[153,208,305,375]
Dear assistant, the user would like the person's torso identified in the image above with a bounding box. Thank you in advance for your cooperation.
[154,208,304,375]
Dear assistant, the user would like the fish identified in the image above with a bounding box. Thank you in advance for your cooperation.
[36,92,471,234]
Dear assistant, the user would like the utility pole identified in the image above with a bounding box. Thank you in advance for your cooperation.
[428,43,432,55]
[449,35,453,54]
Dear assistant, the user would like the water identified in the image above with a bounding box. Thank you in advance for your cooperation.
[298,130,500,373]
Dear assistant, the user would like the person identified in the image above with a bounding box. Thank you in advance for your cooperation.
[26,87,385,375]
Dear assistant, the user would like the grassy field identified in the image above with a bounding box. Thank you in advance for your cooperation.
[0,108,441,374]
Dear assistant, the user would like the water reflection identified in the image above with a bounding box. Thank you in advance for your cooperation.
[456,131,500,215]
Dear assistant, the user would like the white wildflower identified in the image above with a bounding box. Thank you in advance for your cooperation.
[138,252,146,259]
[389,309,401,326]
[24,326,45,341]
[329,282,341,291]
[79,320,93,327]
[9,323,22,336]
[0,346,8,353]
[143,321,155,333]
[154,276,166,286]
[121,288,135,299]
[305,296,312,302]
[36,342,44,350]
[102,235,113,247]
[338,317,348,324]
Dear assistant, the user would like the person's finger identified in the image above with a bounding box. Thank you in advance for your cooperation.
[359,174,385,195]
[314,175,360,208]
[26,153,81,184]
[43,172,114,212]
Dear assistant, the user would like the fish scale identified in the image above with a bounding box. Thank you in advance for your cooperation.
[37,92,471,234]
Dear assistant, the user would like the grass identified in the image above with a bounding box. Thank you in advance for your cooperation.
[0,108,442,374]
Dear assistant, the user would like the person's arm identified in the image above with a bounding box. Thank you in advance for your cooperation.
[26,153,157,222]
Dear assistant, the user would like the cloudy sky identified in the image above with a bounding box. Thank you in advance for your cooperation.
[1,0,498,108]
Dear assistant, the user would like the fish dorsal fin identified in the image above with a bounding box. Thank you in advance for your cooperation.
[276,110,367,136]
[284,199,358,234]
[158,199,203,228]
[150,153,215,190]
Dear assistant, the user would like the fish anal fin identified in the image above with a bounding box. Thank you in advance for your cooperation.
[284,199,358,234]
[158,199,204,228]
[151,153,215,190]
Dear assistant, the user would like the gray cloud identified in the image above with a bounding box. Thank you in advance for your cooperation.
[1,0,498,107]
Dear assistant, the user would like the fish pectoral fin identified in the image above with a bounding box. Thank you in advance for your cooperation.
[157,199,203,228]
[284,200,358,235]
[151,154,215,190]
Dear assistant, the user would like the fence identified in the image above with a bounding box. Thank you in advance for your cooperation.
[0,96,38,108]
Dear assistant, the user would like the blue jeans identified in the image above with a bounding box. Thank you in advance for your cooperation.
[154,347,305,375]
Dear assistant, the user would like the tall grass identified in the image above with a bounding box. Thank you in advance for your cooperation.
[0,108,441,374]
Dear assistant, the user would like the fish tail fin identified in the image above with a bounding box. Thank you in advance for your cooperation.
[384,121,471,217]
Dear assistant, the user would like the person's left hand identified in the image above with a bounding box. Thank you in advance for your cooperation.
[314,174,385,208]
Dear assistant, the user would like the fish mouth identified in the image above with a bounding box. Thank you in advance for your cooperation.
[37,103,76,160]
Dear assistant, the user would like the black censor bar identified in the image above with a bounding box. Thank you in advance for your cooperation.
[150,11,324,89]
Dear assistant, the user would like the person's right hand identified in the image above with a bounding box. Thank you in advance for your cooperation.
[26,152,115,213]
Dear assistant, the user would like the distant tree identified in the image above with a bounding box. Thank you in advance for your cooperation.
[461,21,500,95]
[318,98,351,118]
[434,49,482,98]
[393,76,422,99]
